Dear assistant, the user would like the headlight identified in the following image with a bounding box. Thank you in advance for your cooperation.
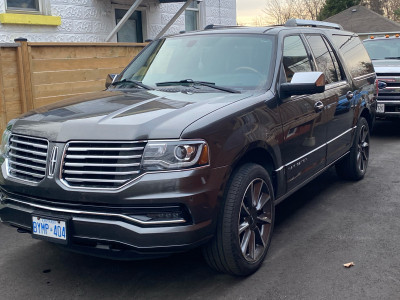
[142,140,210,171]
[0,120,16,157]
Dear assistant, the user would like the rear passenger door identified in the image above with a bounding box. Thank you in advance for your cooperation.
[305,34,354,165]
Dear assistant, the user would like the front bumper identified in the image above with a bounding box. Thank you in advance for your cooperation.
[0,166,228,259]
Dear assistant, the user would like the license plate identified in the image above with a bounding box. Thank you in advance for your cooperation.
[377,103,385,113]
[32,216,67,242]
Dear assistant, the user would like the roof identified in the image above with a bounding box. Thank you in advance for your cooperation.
[324,5,400,34]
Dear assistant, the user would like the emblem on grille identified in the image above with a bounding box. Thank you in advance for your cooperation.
[48,146,58,178]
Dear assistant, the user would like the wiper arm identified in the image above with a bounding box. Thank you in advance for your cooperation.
[156,79,240,94]
[384,57,400,60]
[111,79,152,90]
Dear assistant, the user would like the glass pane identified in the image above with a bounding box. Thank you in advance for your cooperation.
[332,35,374,78]
[283,36,312,82]
[306,35,338,84]
[7,0,38,10]
[115,9,143,43]
[185,10,197,31]
[120,34,276,90]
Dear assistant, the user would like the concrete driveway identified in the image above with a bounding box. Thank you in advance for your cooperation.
[1,120,399,300]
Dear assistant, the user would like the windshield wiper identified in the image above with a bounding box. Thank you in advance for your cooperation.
[111,79,152,90]
[156,79,240,94]
[384,57,400,60]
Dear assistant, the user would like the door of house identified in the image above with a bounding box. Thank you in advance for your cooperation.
[115,9,143,43]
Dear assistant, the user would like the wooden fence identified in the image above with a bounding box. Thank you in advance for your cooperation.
[0,40,146,133]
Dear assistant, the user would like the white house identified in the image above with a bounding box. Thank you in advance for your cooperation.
[0,0,236,43]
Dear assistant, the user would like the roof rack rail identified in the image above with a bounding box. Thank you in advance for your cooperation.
[285,19,343,30]
[204,24,243,30]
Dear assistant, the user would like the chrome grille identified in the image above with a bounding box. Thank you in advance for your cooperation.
[7,134,49,183]
[61,141,146,189]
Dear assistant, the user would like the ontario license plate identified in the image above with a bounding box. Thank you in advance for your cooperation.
[377,103,385,113]
[32,216,67,242]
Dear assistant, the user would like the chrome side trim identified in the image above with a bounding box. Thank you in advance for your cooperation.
[353,72,375,81]
[274,150,350,205]
[5,198,186,226]
[274,126,356,172]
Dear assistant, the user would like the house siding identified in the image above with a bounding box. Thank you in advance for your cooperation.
[0,0,236,43]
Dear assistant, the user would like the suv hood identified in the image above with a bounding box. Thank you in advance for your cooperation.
[12,90,252,142]
[372,59,400,74]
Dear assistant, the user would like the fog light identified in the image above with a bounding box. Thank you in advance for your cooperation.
[129,210,188,224]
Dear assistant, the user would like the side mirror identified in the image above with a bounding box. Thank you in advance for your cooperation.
[280,72,325,97]
[105,74,118,89]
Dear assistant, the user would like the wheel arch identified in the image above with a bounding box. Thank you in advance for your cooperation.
[229,142,280,198]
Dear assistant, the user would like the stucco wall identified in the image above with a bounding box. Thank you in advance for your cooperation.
[0,0,236,43]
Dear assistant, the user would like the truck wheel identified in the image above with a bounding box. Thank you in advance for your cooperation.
[336,117,370,180]
[202,163,275,276]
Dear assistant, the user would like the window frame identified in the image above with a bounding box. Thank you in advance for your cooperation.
[281,34,315,83]
[5,0,51,15]
[185,1,202,32]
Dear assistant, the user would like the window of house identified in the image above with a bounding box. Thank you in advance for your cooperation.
[185,1,199,31]
[6,0,40,12]
[115,9,143,43]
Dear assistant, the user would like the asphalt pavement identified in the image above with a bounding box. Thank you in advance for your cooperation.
[1,120,400,300]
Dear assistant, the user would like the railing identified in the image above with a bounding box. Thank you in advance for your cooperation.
[0,40,147,133]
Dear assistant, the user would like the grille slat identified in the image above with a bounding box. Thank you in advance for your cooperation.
[65,162,140,167]
[9,145,48,157]
[62,141,146,189]
[10,137,48,149]
[65,154,142,159]
[68,146,144,152]
[7,134,49,183]
[64,170,140,175]
[9,167,45,178]
[9,160,46,172]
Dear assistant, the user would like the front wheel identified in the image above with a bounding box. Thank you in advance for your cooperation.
[336,117,370,180]
[202,163,275,276]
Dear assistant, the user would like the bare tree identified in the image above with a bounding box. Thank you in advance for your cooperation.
[303,0,325,20]
[381,0,400,21]
[263,0,324,25]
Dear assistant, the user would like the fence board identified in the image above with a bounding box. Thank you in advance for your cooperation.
[0,41,145,134]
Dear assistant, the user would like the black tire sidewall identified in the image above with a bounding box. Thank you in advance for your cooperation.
[221,163,275,275]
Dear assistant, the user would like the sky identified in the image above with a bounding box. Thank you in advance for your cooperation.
[236,0,266,25]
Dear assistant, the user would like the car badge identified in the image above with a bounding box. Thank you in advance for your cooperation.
[48,146,58,178]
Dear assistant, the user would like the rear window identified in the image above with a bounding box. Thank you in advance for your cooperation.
[332,35,374,79]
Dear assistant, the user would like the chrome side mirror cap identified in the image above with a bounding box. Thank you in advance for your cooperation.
[280,72,325,97]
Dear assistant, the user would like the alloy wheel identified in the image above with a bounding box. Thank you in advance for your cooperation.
[357,124,369,173]
[238,178,273,262]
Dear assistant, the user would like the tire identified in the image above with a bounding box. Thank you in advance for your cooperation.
[202,163,275,276]
[335,117,370,180]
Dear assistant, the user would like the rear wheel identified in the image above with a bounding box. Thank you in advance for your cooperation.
[336,117,370,180]
[202,163,275,276]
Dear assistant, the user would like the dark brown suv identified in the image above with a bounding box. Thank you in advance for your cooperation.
[0,19,376,276]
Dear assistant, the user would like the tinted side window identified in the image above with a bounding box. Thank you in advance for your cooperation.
[322,36,345,81]
[306,34,339,84]
[332,35,374,78]
[283,35,313,82]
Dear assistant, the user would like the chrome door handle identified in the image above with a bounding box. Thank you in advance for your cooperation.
[314,101,324,112]
[346,91,354,100]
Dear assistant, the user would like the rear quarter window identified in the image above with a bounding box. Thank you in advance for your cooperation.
[332,35,374,79]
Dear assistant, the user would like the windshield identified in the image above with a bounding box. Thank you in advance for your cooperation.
[118,34,275,91]
[363,39,400,60]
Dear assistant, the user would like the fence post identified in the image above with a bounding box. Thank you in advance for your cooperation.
[14,38,33,112]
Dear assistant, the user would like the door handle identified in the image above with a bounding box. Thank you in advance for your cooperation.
[346,91,354,100]
[314,101,324,112]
